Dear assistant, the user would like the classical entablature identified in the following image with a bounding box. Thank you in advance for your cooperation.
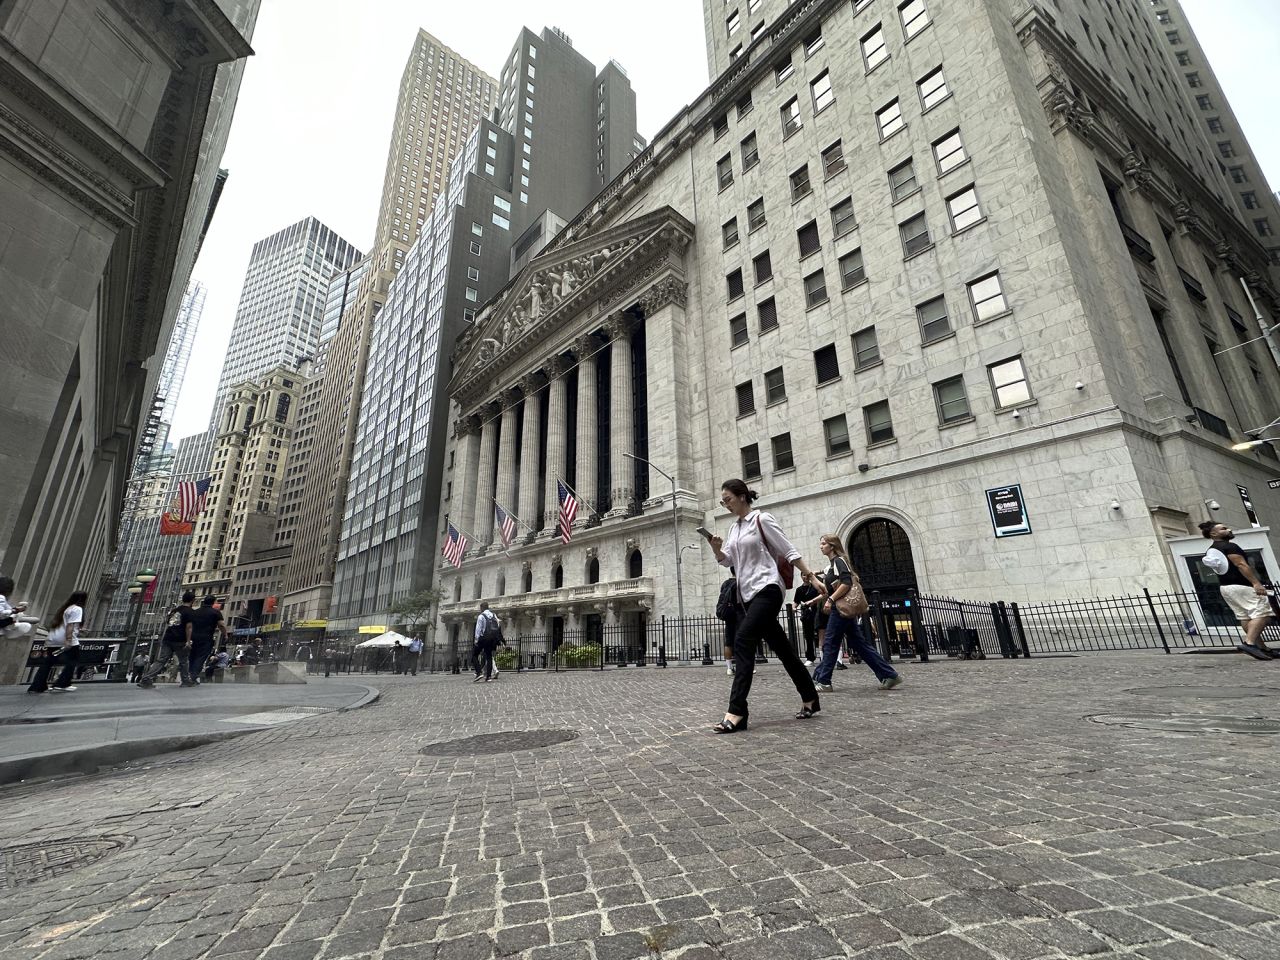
[450,205,694,409]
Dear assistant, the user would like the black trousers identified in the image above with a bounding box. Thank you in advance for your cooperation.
[29,645,80,691]
[727,584,816,718]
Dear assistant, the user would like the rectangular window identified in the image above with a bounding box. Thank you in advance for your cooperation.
[727,268,745,300]
[811,71,835,112]
[831,197,856,238]
[814,343,840,383]
[899,212,931,256]
[466,266,480,281]
[713,113,729,139]
[1243,191,1259,209]
[824,415,851,456]
[775,57,794,84]
[917,295,951,343]
[1218,141,1235,159]
[764,366,786,404]
[804,269,828,307]
[741,443,761,480]
[469,241,482,255]
[918,66,949,110]
[862,25,888,70]
[790,164,812,201]
[1177,51,1192,66]
[877,99,904,139]
[471,222,483,236]
[864,400,894,444]
[465,287,478,302]
[492,212,509,229]
[821,140,846,178]
[753,250,773,284]
[730,312,749,347]
[1230,165,1248,184]
[947,186,982,231]
[933,376,971,424]
[727,10,740,36]
[484,162,496,176]
[736,381,756,417]
[1256,218,1275,238]
[1186,71,1201,88]
[839,249,866,289]
[723,217,740,250]
[889,158,918,201]
[930,131,966,179]
[747,197,767,231]
[852,326,879,369]
[1207,117,1224,133]
[804,27,824,57]
[741,132,759,171]
[797,219,821,258]
[737,92,753,120]
[781,97,802,137]
[717,153,734,189]
[772,433,794,471]
[989,356,1032,408]
[494,196,512,213]
[899,0,931,38]
[967,272,1008,322]
[758,296,778,332]
[730,44,743,61]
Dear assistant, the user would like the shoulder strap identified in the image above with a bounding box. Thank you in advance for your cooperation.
[754,514,776,559]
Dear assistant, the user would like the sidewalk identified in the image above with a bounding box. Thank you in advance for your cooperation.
[0,677,378,785]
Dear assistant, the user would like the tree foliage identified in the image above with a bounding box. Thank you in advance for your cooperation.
[389,587,444,636]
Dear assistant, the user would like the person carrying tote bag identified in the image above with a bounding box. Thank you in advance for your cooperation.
[811,535,901,692]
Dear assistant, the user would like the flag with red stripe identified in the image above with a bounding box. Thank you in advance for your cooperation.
[177,477,211,522]
[557,480,578,544]
[441,523,468,568]
[494,503,517,548]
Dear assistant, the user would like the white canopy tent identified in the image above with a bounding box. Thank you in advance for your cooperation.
[355,630,411,649]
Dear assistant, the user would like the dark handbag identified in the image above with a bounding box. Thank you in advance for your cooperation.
[715,578,741,621]
[754,515,795,588]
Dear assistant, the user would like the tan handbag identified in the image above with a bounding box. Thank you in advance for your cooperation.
[832,563,869,618]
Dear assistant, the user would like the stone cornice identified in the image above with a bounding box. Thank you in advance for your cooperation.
[1016,9,1278,300]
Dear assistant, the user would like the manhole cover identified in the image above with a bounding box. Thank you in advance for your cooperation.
[0,836,133,889]
[419,729,578,757]
[1127,686,1279,700]
[1088,714,1280,735]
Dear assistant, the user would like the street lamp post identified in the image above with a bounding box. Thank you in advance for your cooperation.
[125,567,157,679]
[621,452,686,626]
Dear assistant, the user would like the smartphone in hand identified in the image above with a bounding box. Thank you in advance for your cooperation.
[695,526,716,542]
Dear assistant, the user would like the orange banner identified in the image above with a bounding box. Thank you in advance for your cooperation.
[159,511,192,536]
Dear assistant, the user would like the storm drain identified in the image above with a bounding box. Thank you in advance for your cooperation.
[419,729,578,757]
[1126,686,1279,700]
[0,836,133,889]
[1088,714,1280,735]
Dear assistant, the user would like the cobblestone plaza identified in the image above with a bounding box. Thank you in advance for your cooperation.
[2,654,1279,959]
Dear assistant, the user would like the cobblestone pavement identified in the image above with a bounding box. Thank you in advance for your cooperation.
[1,652,1279,960]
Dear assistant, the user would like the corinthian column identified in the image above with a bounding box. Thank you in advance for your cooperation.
[453,414,482,536]
[493,391,520,531]
[606,314,636,518]
[543,356,569,537]
[516,374,544,534]
[472,405,499,543]
[573,334,598,522]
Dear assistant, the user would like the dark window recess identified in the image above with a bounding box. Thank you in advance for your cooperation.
[753,250,773,284]
[765,366,786,403]
[831,197,856,238]
[798,220,821,257]
[747,198,767,230]
[839,249,865,288]
[741,443,761,480]
[713,114,728,138]
[790,165,811,201]
[1193,407,1231,439]
[772,433,794,471]
[758,297,779,332]
[804,269,828,307]
[1178,267,1207,302]
[722,218,739,249]
[917,296,951,343]
[853,326,879,368]
[730,313,749,347]
[1152,308,1193,406]
[900,213,931,256]
[1119,221,1156,263]
[864,400,895,444]
[727,269,745,300]
[736,381,756,416]
[814,344,840,383]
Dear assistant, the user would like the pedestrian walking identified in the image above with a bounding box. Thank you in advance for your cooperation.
[27,591,88,693]
[127,652,149,683]
[392,638,404,674]
[323,646,336,678]
[704,479,821,733]
[407,635,423,675]
[1199,521,1276,659]
[474,601,501,682]
[794,578,822,666]
[810,535,902,692]
[137,592,196,687]
[187,595,227,682]
[0,576,35,642]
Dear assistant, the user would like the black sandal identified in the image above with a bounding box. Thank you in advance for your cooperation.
[796,696,821,720]
[712,717,748,734]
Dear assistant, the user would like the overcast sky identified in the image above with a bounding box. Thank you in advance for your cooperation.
[168,0,1280,440]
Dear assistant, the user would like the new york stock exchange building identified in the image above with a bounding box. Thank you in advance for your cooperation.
[433,0,1280,657]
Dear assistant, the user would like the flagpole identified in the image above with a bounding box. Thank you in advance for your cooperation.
[492,497,537,536]
[555,475,597,518]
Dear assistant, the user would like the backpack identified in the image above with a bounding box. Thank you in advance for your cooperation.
[480,611,503,644]
[715,578,741,622]
[1202,547,1230,576]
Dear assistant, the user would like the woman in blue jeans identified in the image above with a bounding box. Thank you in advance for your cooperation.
[705,479,822,733]
[813,534,902,692]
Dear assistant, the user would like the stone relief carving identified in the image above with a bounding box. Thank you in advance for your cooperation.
[1122,152,1153,191]
[638,276,688,315]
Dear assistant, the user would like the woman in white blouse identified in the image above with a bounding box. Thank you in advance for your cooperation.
[705,479,821,733]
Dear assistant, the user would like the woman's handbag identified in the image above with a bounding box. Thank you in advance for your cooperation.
[834,570,870,618]
[754,516,795,587]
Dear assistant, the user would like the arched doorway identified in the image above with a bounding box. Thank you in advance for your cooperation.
[848,518,919,658]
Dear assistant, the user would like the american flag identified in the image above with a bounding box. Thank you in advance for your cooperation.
[557,480,578,544]
[441,523,468,568]
[494,503,517,548]
[177,477,211,522]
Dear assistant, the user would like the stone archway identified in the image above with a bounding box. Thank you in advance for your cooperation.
[847,518,919,600]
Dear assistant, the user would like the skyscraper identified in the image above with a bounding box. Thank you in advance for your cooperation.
[326,28,643,630]
[276,32,496,622]
[206,217,363,429]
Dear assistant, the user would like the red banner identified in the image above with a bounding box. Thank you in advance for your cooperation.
[142,578,160,603]
[159,511,192,536]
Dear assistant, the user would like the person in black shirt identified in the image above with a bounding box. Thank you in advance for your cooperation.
[187,596,228,681]
[1198,521,1275,659]
[138,592,196,687]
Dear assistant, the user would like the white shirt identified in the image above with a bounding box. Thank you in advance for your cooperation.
[47,604,83,648]
[718,509,801,602]
[475,609,498,640]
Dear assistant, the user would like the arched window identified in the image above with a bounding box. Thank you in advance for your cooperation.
[628,550,643,578]
[552,564,563,588]
[523,569,533,593]
[453,579,462,602]
[587,557,600,584]
[497,572,506,596]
